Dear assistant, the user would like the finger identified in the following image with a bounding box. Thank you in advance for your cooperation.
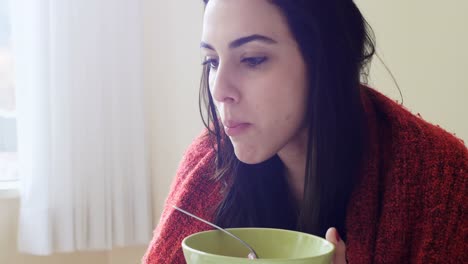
[325,227,347,264]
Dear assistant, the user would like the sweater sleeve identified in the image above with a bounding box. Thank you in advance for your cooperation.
[411,134,467,263]
[141,131,219,264]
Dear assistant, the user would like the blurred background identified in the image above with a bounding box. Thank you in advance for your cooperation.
[0,0,467,263]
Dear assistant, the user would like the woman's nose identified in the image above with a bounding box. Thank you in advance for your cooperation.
[210,65,240,104]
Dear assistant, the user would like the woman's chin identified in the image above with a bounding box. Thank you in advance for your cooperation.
[234,148,270,165]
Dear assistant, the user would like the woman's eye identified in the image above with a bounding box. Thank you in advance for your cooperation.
[202,58,219,70]
[242,56,267,68]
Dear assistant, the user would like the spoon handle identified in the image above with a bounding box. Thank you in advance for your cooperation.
[172,205,258,259]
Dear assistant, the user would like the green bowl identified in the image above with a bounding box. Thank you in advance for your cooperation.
[182,228,335,264]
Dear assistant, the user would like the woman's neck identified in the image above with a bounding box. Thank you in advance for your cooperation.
[277,127,308,205]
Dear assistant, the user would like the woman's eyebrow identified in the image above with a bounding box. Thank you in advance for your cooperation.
[200,34,277,50]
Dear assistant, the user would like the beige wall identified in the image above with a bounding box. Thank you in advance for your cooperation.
[143,0,205,224]
[1,1,467,263]
[355,0,468,142]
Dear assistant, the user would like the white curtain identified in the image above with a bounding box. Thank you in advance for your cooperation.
[10,0,152,255]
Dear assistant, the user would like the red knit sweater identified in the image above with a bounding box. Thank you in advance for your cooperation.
[142,87,467,263]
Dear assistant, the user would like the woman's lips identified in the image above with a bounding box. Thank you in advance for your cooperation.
[224,122,251,137]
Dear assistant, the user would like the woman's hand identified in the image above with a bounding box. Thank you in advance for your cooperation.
[325,227,347,264]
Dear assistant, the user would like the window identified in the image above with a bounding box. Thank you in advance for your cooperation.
[0,0,18,185]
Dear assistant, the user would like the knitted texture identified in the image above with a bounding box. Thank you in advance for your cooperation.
[142,87,467,263]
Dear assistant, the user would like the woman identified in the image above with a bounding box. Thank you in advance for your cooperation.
[143,0,467,263]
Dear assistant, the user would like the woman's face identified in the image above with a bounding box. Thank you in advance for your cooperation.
[202,0,308,164]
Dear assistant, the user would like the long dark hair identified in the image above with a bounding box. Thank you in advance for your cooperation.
[199,0,375,239]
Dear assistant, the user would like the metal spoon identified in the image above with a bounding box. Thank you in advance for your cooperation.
[172,205,258,259]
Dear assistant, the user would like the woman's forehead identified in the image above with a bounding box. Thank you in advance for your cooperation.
[202,0,292,48]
